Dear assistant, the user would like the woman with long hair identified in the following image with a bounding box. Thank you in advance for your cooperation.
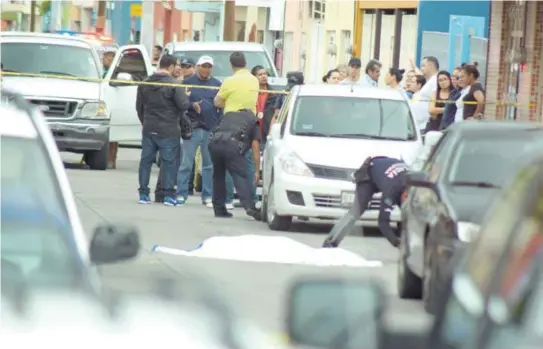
[322,69,341,84]
[427,70,452,131]
[460,64,485,120]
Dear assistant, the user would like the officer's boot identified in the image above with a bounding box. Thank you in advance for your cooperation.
[214,205,233,218]
[246,206,262,221]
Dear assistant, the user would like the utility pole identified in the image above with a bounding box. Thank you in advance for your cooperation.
[30,1,36,32]
[96,0,107,34]
[223,0,236,42]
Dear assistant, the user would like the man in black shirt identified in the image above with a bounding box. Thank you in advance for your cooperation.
[208,111,261,220]
[136,54,189,206]
[323,156,407,248]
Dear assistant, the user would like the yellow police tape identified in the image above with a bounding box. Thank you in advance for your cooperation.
[2,71,538,107]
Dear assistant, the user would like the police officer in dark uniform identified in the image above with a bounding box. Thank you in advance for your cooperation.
[207,111,261,220]
[323,156,408,248]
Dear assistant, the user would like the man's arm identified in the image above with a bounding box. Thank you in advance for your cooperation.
[251,124,261,184]
[214,78,230,108]
[136,86,144,124]
[174,85,190,113]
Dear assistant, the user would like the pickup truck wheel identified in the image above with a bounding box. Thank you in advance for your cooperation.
[266,182,292,231]
[86,143,109,171]
[397,226,422,299]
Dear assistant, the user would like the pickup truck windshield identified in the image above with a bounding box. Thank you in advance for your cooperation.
[290,96,417,140]
[1,136,81,291]
[1,43,100,79]
[173,50,276,78]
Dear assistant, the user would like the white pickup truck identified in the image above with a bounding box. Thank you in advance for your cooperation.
[1,32,152,169]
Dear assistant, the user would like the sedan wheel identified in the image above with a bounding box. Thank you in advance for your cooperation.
[266,182,292,231]
[397,224,422,299]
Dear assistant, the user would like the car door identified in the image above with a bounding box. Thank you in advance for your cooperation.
[102,45,152,144]
[263,93,292,195]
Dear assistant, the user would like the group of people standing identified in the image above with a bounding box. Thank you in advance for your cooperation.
[135,50,278,220]
[319,55,485,133]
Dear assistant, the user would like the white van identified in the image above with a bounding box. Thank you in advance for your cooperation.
[262,84,424,231]
[1,32,153,166]
[161,41,286,87]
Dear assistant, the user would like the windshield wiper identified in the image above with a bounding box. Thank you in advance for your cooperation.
[450,181,500,188]
[329,134,407,141]
[295,131,330,137]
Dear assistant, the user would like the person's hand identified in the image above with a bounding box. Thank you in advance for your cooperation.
[193,100,202,114]
[253,171,260,185]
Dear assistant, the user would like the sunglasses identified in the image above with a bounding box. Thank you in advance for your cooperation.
[181,64,193,68]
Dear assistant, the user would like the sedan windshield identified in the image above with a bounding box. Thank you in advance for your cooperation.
[1,136,81,291]
[289,96,417,140]
[447,138,535,186]
[173,50,276,78]
[1,42,100,79]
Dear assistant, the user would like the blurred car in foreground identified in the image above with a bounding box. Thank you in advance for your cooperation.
[262,84,423,231]
[398,121,543,313]
[1,288,281,349]
[1,91,139,296]
[426,152,543,349]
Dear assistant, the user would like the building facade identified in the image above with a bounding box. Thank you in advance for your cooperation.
[484,1,543,122]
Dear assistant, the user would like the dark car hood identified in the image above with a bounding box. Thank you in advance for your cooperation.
[446,186,501,224]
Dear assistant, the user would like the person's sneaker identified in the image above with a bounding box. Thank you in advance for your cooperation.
[138,194,151,204]
[176,197,186,206]
[246,207,262,221]
[322,239,338,248]
[154,195,165,203]
[163,197,177,206]
[214,206,233,218]
[233,201,243,208]
[225,203,235,210]
[202,198,212,206]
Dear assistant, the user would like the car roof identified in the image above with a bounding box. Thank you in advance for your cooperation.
[0,104,38,139]
[167,41,267,52]
[449,120,543,135]
[294,84,408,101]
[0,31,94,48]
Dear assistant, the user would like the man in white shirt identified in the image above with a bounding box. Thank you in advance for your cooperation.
[341,58,381,87]
[411,56,439,131]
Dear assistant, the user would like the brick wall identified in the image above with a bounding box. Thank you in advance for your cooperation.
[485,2,543,121]
[484,1,505,120]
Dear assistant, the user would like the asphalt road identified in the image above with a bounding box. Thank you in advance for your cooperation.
[65,148,432,335]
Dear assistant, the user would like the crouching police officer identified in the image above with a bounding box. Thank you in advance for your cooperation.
[322,156,408,248]
[208,110,261,220]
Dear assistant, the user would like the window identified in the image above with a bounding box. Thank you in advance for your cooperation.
[447,136,537,186]
[1,136,80,289]
[289,96,416,140]
[463,164,539,294]
[1,42,100,79]
[113,48,147,81]
[173,50,276,78]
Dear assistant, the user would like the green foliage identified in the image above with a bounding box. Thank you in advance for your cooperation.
[40,1,51,15]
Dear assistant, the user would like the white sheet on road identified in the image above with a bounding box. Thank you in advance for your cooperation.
[151,235,383,268]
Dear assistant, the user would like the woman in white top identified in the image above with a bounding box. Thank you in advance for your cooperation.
[454,70,470,123]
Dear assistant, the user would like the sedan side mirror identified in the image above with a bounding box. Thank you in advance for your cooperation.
[286,276,385,349]
[89,224,140,265]
[406,171,432,188]
[110,72,133,87]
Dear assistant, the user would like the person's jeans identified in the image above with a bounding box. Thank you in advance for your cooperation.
[176,128,213,200]
[226,149,257,203]
[138,134,180,198]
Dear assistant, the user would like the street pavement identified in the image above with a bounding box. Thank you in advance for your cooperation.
[64,148,432,335]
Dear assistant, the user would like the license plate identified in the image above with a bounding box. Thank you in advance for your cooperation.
[341,191,356,207]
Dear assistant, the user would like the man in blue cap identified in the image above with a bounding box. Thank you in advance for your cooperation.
[180,57,196,80]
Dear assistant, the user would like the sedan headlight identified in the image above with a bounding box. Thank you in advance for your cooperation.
[456,222,480,242]
[278,151,313,177]
[80,102,109,119]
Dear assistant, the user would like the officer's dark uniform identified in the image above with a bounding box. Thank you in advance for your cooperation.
[208,110,261,220]
[323,156,407,248]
